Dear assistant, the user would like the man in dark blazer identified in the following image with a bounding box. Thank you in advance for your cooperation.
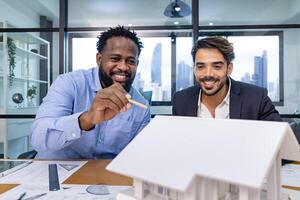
[172,36,281,121]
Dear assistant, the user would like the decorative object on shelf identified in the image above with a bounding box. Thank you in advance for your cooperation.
[27,85,37,107]
[12,93,24,108]
[30,49,38,54]
[7,37,16,86]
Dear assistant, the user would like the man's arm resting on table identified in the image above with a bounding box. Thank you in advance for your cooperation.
[31,75,86,152]
[31,113,84,152]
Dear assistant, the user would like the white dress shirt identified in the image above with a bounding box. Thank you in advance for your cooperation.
[197,80,231,119]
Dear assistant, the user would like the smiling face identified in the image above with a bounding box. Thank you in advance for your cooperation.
[194,48,233,98]
[96,36,139,92]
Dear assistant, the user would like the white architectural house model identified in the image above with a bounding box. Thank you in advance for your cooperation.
[107,116,300,200]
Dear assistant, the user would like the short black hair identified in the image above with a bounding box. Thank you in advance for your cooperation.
[191,36,235,64]
[96,26,143,55]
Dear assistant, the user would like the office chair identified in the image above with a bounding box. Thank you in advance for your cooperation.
[142,91,152,105]
[17,150,37,159]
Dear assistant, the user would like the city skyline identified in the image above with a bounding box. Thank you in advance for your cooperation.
[151,43,162,86]
[253,50,268,88]
[241,50,279,101]
[176,61,193,91]
[141,46,279,102]
[72,36,280,102]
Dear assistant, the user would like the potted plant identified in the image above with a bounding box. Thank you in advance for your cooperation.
[27,85,37,106]
[7,37,16,86]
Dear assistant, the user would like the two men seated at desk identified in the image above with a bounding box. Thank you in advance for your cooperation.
[31,27,281,160]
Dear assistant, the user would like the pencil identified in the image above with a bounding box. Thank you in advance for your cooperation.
[127,98,148,109]
[17,192,26,200]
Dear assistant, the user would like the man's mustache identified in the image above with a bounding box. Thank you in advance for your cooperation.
[199,76,218,82]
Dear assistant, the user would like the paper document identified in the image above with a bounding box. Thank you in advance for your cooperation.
[282,163,300,187]
[0,184,131,200]
[0,160,86,185]
[0,160,131,199]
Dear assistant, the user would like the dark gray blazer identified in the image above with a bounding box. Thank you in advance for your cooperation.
[172,79,282,121]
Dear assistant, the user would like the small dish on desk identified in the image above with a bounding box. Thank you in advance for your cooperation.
[86,184,110,195]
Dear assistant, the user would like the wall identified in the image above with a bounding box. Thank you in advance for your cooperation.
[0,0,40,28]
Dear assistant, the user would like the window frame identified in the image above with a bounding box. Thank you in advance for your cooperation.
[68,30,284,106]
[199,30,284,106]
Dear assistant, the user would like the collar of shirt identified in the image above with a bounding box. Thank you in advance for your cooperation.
[197,78,231,118]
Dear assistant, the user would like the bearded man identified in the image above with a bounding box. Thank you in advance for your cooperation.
[31,26,150,159]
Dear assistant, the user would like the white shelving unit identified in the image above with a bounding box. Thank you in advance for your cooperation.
[0,21,50,158]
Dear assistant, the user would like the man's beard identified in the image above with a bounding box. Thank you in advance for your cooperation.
[98,65,135,92]
[198,76,228,96]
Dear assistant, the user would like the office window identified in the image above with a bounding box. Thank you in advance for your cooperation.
[176,37,194,91]
[72,37,98,71]
[228,35,280,102]
[199,32,282,103]
[71,35,172,102]
[134,37,172,101]
[71,31,282,104]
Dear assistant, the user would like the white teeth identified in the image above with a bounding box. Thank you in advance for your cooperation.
[113,74,127,82]
[204,81,214,84]
[114,74,126,78]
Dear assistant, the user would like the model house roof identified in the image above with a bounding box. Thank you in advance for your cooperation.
[107,116,300,192]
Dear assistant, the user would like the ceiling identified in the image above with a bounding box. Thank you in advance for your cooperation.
[3,0,300,28]
[67,0,300,27]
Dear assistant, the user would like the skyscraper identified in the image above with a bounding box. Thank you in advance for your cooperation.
[151,43,162,86]
[252,50,268,89]
[176,61,193,91]
[241,72,251,84]
[262,50,268,89]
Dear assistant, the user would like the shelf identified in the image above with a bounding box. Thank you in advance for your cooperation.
[7,32,49,45]
[16,47,48,60]
[0,74,48,83]
[0,22,50,158]
[14,76,48,83]
[0,44,47,60]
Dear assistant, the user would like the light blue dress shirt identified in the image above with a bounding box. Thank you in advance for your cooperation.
[30,67,151,159]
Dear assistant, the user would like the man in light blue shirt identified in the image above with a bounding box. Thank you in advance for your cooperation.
[31,26,151,159]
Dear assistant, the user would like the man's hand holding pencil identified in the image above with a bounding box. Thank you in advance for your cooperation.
[78,83,147,131]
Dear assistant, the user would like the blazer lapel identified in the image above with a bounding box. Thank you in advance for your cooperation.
[229,79,242,119]
[187,85,200,116]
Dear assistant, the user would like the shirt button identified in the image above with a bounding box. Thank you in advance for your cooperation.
[72,133,76,137]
